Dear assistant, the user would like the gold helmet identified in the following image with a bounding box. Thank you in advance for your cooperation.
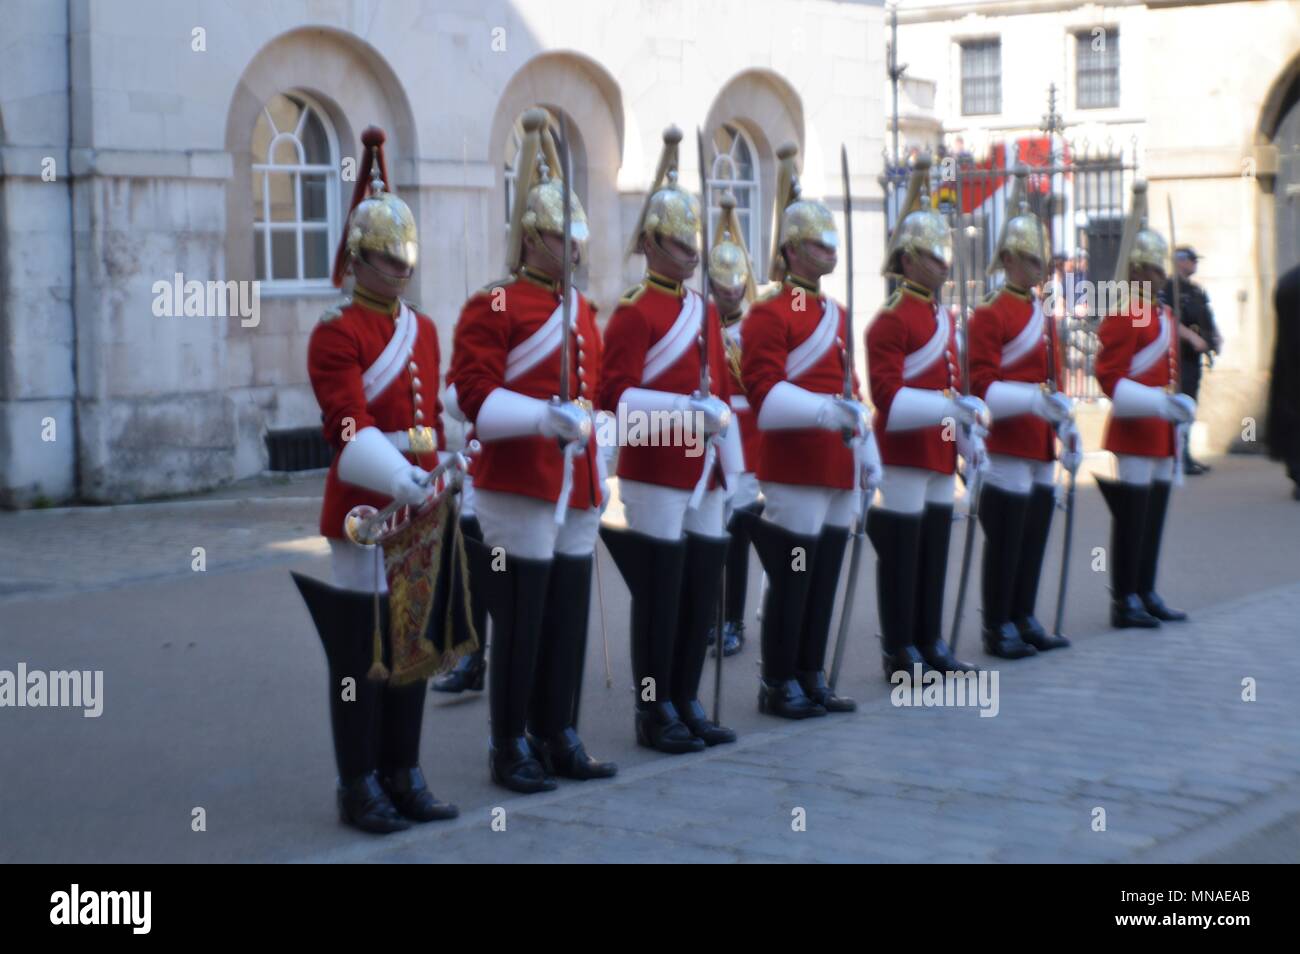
[505,109,590,273]
[628,125,700,256]
[332,126,418,287]
[986,167,1047,275]
[708,191,756,299]
[882,155,951,277]
[767,142,838,281]
[1112,180,1168,282]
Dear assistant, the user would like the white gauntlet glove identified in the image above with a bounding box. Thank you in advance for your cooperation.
[540,400,592,443]
[957,424,989,475]
[1057,420,1082,475]
[688,394,732,436]
[819,396,870,435]
[1039,391,1075,425]
[1166,392,1196,425]
[860,429,884,491]
[389,465,434,507]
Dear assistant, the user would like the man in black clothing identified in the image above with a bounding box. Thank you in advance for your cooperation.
[1268,262,1300,499]
[1159,246,1222,475]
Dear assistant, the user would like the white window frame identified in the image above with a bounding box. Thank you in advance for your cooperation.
[252,91,340,295]
[707,123,763,276]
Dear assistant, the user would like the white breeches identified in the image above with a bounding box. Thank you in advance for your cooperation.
[618,479,728,541]
[329,539,389,594]
[985,455,1057,495]
[474,488,600,560]
[875,466,956,515]
[760,481,857,536]
[1116,455,1175,486]
[726,471,761,512]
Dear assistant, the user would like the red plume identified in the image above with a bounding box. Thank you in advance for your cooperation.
[331,126,391,287]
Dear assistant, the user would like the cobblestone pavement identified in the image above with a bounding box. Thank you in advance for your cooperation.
[301,577,1300,863]
[1,455,1297,862]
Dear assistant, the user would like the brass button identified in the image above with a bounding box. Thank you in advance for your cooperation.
[412,377,422,389]
[415,410,425,422]
[414,394,423,406]
[408,361,418,373]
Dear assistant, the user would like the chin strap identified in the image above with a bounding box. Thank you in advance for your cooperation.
[650,232,698,272]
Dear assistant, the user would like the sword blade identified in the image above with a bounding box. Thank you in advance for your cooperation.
[840,144,855,401]
[696,127,712,398]
[559,114,573,403]
[1052,473,1077,638]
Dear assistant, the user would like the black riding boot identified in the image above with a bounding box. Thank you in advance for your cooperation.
[672,532,737,745]
[1096,478,1160,629]
[744,514,826,719]
[291,573,408,834]
[431,516,488,694]
[1013,484,1070,650]
[797,524,856,712]
[978,485,1038,660]
[1138,480,1188,622]
[528,553,618,778]
[713,500,763,657]
[379,681,459,822]
[867,509,927,682]
[917,503,977,671]
[601,527,705,754]
[465,538,557,794]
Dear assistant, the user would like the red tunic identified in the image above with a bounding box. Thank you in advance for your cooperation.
[307,298,446,539]
[598,277,731,491]
[723,312,761,471]
[1096,294,1178,458]
[741,279,857,490]
[968,286,1057,462]
[867,282,961,475]
[449,271,603,509]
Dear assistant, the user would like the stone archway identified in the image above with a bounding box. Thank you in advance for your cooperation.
[488,52,625,307]
[705,69,806,278]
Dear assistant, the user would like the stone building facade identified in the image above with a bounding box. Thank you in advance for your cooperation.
[892,0,1300,454]
[0,0,887,505]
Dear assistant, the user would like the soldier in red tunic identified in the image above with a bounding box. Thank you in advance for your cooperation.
[293,127,459,834]
[740,144,881,718]
[866,161,987,680]
[968,179,1078,659]
[449,111,616,792]
[599,127,737,751]
[1094,182,1195,628]
[712,193,762,658]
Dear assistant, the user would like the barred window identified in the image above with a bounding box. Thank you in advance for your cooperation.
[960,39,1002,116]
[251,92,339,288]
[708,123,763,276]
[1076,28,1120,109]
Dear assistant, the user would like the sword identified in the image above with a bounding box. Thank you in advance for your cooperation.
[696,128,726,723]
[558,115,574,407]
[1042,187,1076,641]
[548,116,584,525]
[1166,196,1188,481]
[830,144,867,691]
[948,210,981,654]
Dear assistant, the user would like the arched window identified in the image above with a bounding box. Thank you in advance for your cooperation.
[709,123,762,275]
[251,92,339,289]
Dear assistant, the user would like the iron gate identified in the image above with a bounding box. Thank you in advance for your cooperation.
[882,140,1138,401]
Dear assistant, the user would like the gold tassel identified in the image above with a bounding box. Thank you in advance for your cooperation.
[366,551,390,682]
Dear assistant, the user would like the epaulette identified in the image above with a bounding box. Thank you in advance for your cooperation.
[754,283,784,303]
[476,276,513,297]
[319,297,349,322]
[981,288,1000,305]
[881,288,903,311]
[620,281,648,305]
